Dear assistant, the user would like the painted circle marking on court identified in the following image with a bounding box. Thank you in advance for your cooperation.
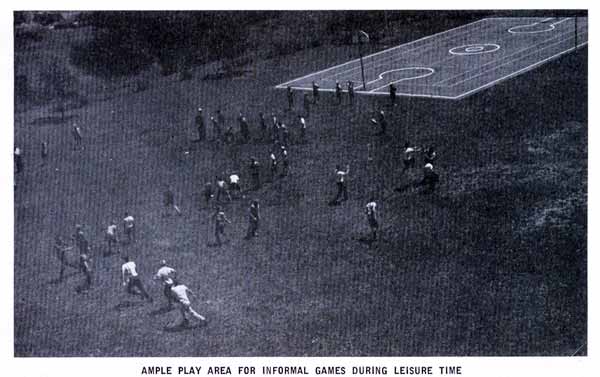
[449,44,500,55]
[508,23,555,34]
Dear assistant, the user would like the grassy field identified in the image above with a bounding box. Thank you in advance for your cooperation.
[14,15,587,356]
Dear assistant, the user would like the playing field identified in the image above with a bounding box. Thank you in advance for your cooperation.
[277,17,588,99]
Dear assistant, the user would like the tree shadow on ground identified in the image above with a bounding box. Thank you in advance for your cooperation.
[30,114,77,126]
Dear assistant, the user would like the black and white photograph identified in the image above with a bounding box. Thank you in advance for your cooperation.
[4,2,595,373]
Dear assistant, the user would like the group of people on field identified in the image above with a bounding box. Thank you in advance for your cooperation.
[38,80,443,329]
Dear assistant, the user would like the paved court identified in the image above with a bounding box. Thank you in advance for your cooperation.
[276,17,588,99]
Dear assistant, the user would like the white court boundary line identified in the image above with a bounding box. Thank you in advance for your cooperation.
[276,17,587,99]
[435,29,576,87]
[324,20,494,82]
[274,18,488,89]
[447,31,588,90]
[366,40,588,99]
[508,17,570,34]
[366,67,435,92]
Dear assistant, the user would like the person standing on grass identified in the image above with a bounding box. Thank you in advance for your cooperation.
[195,107,206,141]
[41,141,48,164]
[239,115,250,143]
[269,149,278,180]
[303,93,311,118]
[272,119,280,144]
[211,206,232,246]
[105,220,118,256]
[279,123,289,146]
[203,181,214,206]
[298,115,306,142]
[215,175,231,202]
[377,110,387,135]
[123,212,136,243]
[287,85,294,111]
[389,83,397,106]
[14,147,23,174]
[73,224,90,255]
[210,116,221,141]
[347,81,355,104]
[121,256,153,302]
[402,142,419,172]
[53,236,74,282]
[249,157,261,190]
[420,163,439,193]
[259,112,267,141]
[72,124,83,150]
[312,81,320,104]
[332,164,350,204]
[423,146,437,165]
[163,185,182,216]
[245,199,260,239]
[280,146,289,177]
[171,281,206,326]
[78,252,93,292]
[335,81,342,104]
[223,125,235,144]
[229,173,241,198]
[154,260,177,309]
[365,198,379,241]
[216,109,226,130]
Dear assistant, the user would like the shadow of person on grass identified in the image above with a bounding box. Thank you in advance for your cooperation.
[113,300,146,312]
[163,320,207,333]
[149,306,176,316]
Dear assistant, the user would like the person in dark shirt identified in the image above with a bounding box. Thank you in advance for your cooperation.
[195,107,206,141]
[335,81,342,104]
[287,86,294,111]
[312,81,320,104]
[211,206,232,246]
[347,81,355,104]
[163,186,181,216]
[245,200,260,239]
[389,83,397,106]
[249,157,261,190]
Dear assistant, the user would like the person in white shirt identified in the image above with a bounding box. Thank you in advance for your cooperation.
[215,175,232,202]
[298,115,306,141]
[121,256,152,302]
[229,174,241,198]
[269,150,278,179]
[402,142,420,171]
[105,221,118,256]
[72,124,83,150]
[365,199,379,241]
[280,146,289,177]
[123,212,135,243]
[332,164,350,204]
[154,260,176,309]
[171,281,206,326]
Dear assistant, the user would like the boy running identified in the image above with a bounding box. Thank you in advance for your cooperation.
[332,164,350,204]
[365,199,379,241]
[163,185,182,216]
[211,206,232,246]
[121,256,152,302]
[105,221,118,256]
[171,281,206,326]
[154,260,177,309]
[123,212,135,243]
[245,200,260,239]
